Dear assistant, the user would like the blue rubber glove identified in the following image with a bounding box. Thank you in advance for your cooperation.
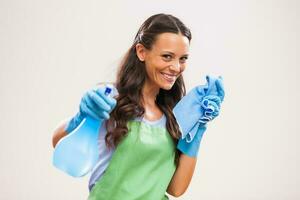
[174,75,225,157]
[177,97,221,157]
[173,75,224,140]
[177,123,207,157]
[64,85,117,134]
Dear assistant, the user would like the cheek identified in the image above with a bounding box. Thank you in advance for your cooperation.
[180,64,186,73]
[145,59,165,74]
[152,58,167,70]
[144,63,157,81]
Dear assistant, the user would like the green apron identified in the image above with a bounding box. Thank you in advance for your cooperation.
[88,120,176,200]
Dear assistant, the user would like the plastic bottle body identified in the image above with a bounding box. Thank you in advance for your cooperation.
[53,117,103,177]
[53,86,115,177]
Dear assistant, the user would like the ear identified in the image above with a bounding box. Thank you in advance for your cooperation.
[135,43,147,62]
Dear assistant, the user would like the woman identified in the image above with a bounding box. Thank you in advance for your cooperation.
[52,13,224,199]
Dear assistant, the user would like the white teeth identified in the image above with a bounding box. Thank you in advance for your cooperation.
[162,73,176,81]
[162,73,175,78]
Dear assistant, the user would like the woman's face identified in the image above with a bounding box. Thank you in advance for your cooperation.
[138,32,190,90]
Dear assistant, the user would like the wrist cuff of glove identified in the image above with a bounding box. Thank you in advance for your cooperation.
[177,125,207,157]
[177,138,202,157]
[64,112,84,134]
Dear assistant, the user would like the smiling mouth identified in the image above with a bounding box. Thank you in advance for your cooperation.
[161,72,177,83]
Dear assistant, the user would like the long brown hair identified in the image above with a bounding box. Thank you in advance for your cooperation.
[105,13,192,162]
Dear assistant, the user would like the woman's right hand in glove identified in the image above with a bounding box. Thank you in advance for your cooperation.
[64,86,117,134]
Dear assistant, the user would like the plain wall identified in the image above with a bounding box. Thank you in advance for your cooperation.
[0,0,299,199]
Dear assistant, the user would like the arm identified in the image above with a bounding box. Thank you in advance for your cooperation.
[52,120,68,148]
[167,76,225,197]
[166,124,206,197]
[167,154,197,197]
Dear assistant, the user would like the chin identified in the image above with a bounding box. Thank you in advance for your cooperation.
[160,83,175,90]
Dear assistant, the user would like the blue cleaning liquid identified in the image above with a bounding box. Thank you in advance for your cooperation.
[53,87,113,177]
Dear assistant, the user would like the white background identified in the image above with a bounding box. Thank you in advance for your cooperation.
[0,0,299,199]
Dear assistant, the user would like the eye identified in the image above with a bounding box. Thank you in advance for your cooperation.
[180,56,188,63]
[162,54,172,61]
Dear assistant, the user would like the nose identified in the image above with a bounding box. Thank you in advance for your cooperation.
[169,60,181,73]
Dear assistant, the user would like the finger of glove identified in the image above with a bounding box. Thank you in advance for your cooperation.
[95,88,117,108]
[95,109,110,119]
[88,90,111,112]
[204,102,219,116]
[195,85,206,97]
[201,99,215,112]
[80,98,102,120]
[207,100,220,113]
[207,101,220,117]
[85,99,110,119]
[215,79,225,102]
[82,93,110,119]
[208,100,220,111]
[204,75,212,95]
[204,95,222,107]
[202,100,220,117]
[205,75,220,96]
[199,116,212,123]
[87,97,110,119]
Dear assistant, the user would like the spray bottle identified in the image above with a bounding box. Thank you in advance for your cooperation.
[53,85,115,177]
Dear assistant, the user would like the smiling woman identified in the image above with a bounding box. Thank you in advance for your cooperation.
[52,13,224,200]
[135,32,190,90]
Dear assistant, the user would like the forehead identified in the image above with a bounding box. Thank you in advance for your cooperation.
[151,32,190,54]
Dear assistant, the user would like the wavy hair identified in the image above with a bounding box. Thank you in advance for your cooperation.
[105,13,192,163]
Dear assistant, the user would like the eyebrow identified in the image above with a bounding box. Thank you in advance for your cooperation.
[162,51,189,57]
